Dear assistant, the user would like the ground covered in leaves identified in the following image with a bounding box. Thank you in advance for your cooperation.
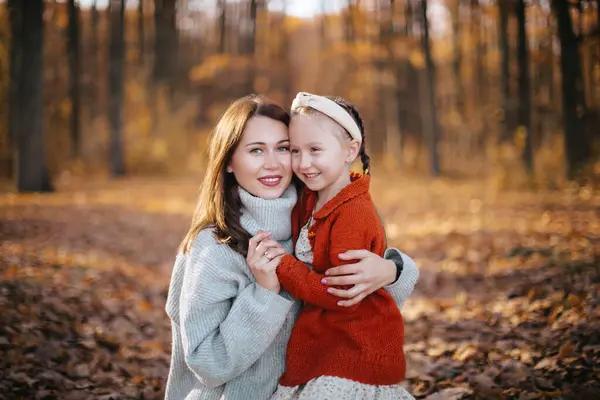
[1,174,599,399]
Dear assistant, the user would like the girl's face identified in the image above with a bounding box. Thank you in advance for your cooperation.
[289,114,359,192]
[227,115,292,200]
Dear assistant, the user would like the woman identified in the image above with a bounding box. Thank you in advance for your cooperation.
[165,95,418,400]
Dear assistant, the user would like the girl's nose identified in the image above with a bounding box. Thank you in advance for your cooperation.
[299,153,311,169]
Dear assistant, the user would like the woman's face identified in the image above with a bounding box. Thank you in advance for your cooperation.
[227,115,292,200]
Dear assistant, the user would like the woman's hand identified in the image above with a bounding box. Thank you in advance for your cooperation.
[321,250,396,307]
[247,231,287,293]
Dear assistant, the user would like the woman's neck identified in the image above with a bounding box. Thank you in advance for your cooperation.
[315,171,351,212]
[238,185,297,241]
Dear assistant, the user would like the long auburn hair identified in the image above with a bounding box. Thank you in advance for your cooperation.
[179,94,291,256]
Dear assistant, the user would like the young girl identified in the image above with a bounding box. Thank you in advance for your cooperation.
[260,92,414,399]
[165,94,418,399]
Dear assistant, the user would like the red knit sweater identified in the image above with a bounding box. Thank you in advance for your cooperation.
[276,173,406,387]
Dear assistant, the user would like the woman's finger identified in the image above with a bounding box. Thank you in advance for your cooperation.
[263,254,284,271]
[325,264,361,276]
[322,274,361,286]
[251,247,285,270]
[248,231,270,260]
[255,240,283,259]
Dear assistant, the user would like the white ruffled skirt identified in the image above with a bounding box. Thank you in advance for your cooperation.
[270,376,415,400]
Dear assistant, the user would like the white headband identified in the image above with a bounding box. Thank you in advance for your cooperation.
[291,92,362,143]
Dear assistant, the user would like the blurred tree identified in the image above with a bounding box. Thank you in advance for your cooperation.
[67,0,81,159]
[153,0,178,84]
[11,0,53,192]
[449,0,464,112]
[551,0,589,178]
[109,0,125,176]
[138,0,145,65]
[218,0,227,53]
[419,0,440,176]
[498,0,512,143]
[7,0,21,178]
[90,0,100,118]
[516,0,534,172]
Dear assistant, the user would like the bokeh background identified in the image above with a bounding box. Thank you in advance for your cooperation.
[1,1,600,399]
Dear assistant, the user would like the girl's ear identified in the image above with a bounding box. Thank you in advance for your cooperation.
[226,164,233,173]
[346,139,361,163]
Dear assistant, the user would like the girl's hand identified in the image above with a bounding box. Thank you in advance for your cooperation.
[247,231,286,293]
[322,250,396,307]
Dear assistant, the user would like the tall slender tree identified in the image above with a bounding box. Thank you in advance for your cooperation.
[109,0,126,176]
[153,0,178,83]
[498,0,512,142]
[67,0,81,159]
[7,0,22,170]
[419,0,440,176]
[13,0,53,191]
[516,0,534,172]
[138,0,145,64]
[90,0,99,118]
[218,0,227,54]
[551,0,589,178]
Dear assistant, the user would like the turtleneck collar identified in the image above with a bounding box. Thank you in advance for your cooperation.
[239,185,297,242]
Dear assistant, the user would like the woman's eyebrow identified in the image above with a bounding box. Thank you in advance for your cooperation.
[246,139,289,147]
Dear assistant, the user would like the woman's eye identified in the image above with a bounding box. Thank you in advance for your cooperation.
[310,147,321,153]
[290,149,299,154]
[249,148,262,154]
[278,146,290,152]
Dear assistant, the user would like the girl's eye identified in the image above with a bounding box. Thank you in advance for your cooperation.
[290,149,299,154]
[249,148,262,154]
[310,147,321,153]
[278,146,290,152]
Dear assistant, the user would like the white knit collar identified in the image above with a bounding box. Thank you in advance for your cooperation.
[239,185,297,242]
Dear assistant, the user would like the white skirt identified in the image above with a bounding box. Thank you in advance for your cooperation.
[270,376,415,400]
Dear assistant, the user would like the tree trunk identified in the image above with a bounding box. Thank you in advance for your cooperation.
[138,0,145,64]
[516,0,533,172]
[90,0,99,118]
[109,0,126,176]
[67,0,81,159]
[450,1,464,112]
[498,0,512,142]
[247,0,259,93]
[218,0,227,53]
[471,0,485,105]
[551,0,589,178]
[153,0,178,83]
[15,0,53,192]
[7,0,22,176]
[419,0,440,177]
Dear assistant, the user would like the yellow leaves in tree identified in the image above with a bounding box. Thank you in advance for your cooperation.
[283,17,303,34]
[189,55,251,83]
[409,49,426,69]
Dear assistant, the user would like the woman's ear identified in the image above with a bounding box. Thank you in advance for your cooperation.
[226,164,233,173]
[346,139,361,163]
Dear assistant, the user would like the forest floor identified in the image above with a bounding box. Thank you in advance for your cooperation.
[1,172,599,400]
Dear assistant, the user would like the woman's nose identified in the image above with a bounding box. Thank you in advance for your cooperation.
[263,150,280,169]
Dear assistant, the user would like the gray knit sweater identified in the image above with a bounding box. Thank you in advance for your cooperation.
[164,186,419,400]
